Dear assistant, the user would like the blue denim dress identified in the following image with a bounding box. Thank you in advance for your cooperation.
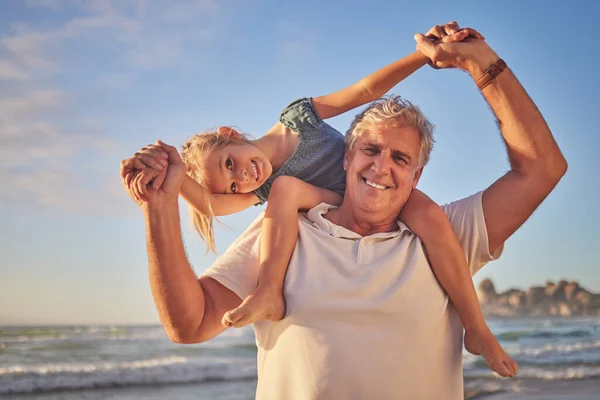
[253,98,347,204]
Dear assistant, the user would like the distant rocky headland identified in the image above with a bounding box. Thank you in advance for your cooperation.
[477,279,600,317]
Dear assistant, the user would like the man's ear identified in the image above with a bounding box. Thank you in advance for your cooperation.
[412,167,424,188]
[218,126,241,139]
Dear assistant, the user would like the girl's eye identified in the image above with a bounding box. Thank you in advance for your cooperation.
[225,158,233,169]
[231,182,237,193]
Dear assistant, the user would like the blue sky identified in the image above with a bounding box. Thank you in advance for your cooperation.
[0,0,598,325]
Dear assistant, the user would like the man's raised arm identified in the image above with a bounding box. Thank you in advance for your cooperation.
[469,48,567,252]
[121,141,241,344]
[415,29,567,252]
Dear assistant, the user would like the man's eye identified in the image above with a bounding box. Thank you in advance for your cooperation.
[364,148,377,155]
[394,156,407,165]
[231,182,237,193]
[225,158,233,169]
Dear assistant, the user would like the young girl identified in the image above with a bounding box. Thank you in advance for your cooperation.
[126,30,517,377]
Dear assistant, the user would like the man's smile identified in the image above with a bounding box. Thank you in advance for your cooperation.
[362,177,392,190]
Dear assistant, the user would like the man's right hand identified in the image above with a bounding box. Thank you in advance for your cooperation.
[120,140,186,208]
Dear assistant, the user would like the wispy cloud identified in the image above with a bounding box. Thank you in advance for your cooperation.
[0,59,28,80]
[0,0,225,214]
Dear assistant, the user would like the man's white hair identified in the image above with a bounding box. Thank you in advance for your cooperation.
[345,95,435,167]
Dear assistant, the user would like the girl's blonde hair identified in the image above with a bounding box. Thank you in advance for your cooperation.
[180,127,251,253]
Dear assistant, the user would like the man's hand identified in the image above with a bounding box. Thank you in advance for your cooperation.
[414,22,492,72]
[120,142,171,199]
[120,140,186,207]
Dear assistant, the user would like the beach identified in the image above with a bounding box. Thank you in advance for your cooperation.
[1,317,599,399]
[8,379,599,400]
[477,379,600,400]
[7,380,258,400]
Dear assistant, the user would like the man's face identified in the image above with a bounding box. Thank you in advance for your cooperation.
[343,126,423,218]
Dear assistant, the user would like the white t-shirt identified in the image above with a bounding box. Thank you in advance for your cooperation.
[202,191,503,400]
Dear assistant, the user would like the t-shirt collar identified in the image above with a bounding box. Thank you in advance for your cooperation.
[306,203,412,239]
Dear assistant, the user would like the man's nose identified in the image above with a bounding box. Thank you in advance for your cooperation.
[371,154,391,175]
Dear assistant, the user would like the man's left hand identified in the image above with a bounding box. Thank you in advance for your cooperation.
[415,22,489,71]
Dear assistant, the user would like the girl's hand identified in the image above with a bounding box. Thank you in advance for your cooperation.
[415,21,485,70]
[129,167,166,203]
[120,167,158,205]
[120,141,171,202]
[121,141,185,206]
[121,141,170,185]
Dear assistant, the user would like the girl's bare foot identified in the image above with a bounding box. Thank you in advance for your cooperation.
[464,327,518,377]
[222,288,285,328]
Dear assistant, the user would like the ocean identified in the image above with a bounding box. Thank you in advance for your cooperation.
[1,317,599,399]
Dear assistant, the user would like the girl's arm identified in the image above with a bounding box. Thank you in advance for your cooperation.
[180,174,259,217]
[312,30,471,120]
[122,147,258,217]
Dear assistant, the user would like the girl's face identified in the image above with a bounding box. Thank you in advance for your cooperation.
[204,141,273,194]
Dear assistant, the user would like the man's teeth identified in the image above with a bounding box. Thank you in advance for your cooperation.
[365,179,387,190]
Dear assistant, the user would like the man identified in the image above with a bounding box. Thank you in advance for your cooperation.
[122,23,567,399]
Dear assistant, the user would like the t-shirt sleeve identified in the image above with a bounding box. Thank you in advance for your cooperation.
[440,190,504,277]
[200,213,263,300]
[279,97,323,136]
